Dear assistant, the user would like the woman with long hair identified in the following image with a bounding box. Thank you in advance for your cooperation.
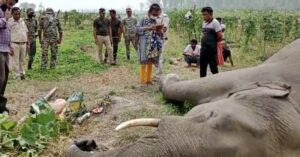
[136,3,163,85]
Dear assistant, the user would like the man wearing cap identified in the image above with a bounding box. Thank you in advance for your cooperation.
[38,8,63,71]
[0,0,19,113]
[93,8,115,65]
[122,7,137,60]
[25,8,38,70]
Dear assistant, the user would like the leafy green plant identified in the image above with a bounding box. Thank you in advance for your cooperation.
[241,15,257,46]
[0,109,72,157]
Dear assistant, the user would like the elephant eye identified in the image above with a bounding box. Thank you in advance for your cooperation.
[191,110,218,123]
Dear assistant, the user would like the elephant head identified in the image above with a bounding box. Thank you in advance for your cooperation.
[67,81,300,157]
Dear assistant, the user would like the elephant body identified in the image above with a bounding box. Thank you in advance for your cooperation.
[67,39,300,157]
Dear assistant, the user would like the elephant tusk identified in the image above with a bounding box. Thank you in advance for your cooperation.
[115,118,161,131]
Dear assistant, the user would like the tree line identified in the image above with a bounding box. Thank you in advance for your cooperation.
[144,0,300,11]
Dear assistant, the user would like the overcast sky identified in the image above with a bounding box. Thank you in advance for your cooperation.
[18,0,148,11]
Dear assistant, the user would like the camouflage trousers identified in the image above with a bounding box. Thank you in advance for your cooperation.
[27,41,36,68]
[124,35,137,59]
[41,40,58,70]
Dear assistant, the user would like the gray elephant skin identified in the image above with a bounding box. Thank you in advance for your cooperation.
[67,39,300,157]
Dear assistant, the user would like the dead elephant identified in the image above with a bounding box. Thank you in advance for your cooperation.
[67,39,300,157]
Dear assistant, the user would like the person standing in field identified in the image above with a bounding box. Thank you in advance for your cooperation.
[136,3,163,85]
[105,9,121,63]
[0,0,19,113]
[122,7,137,60]
[200,7,222,78]
[38,8,63,72]
[25,8,38,70]
[93,8,115,65]
[8,7,28,80]
[154,9,169,81]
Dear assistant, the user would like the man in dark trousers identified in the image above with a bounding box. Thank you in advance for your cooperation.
[0,0,19,113]
[200,7,222,78]
[105,9,121,63]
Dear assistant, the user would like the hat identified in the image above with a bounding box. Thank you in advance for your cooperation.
[45,8,54,14]
[126,8,132,12]
[221,24,226,30]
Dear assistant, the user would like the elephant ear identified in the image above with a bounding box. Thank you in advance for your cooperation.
[228,81,291,98]
[256,81,291,98]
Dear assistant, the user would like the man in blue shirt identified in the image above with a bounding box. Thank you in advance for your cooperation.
[0,0,19,113]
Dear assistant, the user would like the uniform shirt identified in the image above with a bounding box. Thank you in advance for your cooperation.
[9,18,28,43]
[0,8,10,53]
[93,17,110,36]
[122,16,137,36]
[25,17,38,43]
[184,44,201,56]
[201,18,222,47]
[110,18,121,38]
[39,16,62,42]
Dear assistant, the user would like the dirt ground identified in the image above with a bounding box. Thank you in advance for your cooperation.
[5,28,237,156]
[6,53,203,157]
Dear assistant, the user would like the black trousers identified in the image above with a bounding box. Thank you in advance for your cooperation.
[200,46,219,77]
[0,52,9,113]
[105,38,119,61]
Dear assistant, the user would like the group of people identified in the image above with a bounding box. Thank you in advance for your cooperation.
[183,7,234,77]
[93,4,170,84]
[1,0,62,113]
[0,0,231,114]
[93,7,137,65]
[2,2,63,79]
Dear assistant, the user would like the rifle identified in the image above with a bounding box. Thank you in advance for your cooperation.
[55,9,61,19]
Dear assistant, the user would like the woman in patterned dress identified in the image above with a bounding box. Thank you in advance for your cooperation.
[136,3,163,85]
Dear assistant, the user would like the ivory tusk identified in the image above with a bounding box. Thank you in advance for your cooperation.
[115,118,161,131]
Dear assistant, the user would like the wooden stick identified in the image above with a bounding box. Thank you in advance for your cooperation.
[18,87,58,125]
[44,87,58,101]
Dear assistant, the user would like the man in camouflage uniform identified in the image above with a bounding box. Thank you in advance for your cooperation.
[122,7,137,60]
[38,8,62,71]
[25,8,38,70]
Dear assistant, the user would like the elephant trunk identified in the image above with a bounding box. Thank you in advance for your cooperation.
[67,139,171,157]
[161,64,279,105]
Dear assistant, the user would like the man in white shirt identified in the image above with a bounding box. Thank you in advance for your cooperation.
[8,7,28,80]
[183,39,201,67]
[154,10,169,80]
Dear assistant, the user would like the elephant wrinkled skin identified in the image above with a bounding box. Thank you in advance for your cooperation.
[67,39,300,157]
